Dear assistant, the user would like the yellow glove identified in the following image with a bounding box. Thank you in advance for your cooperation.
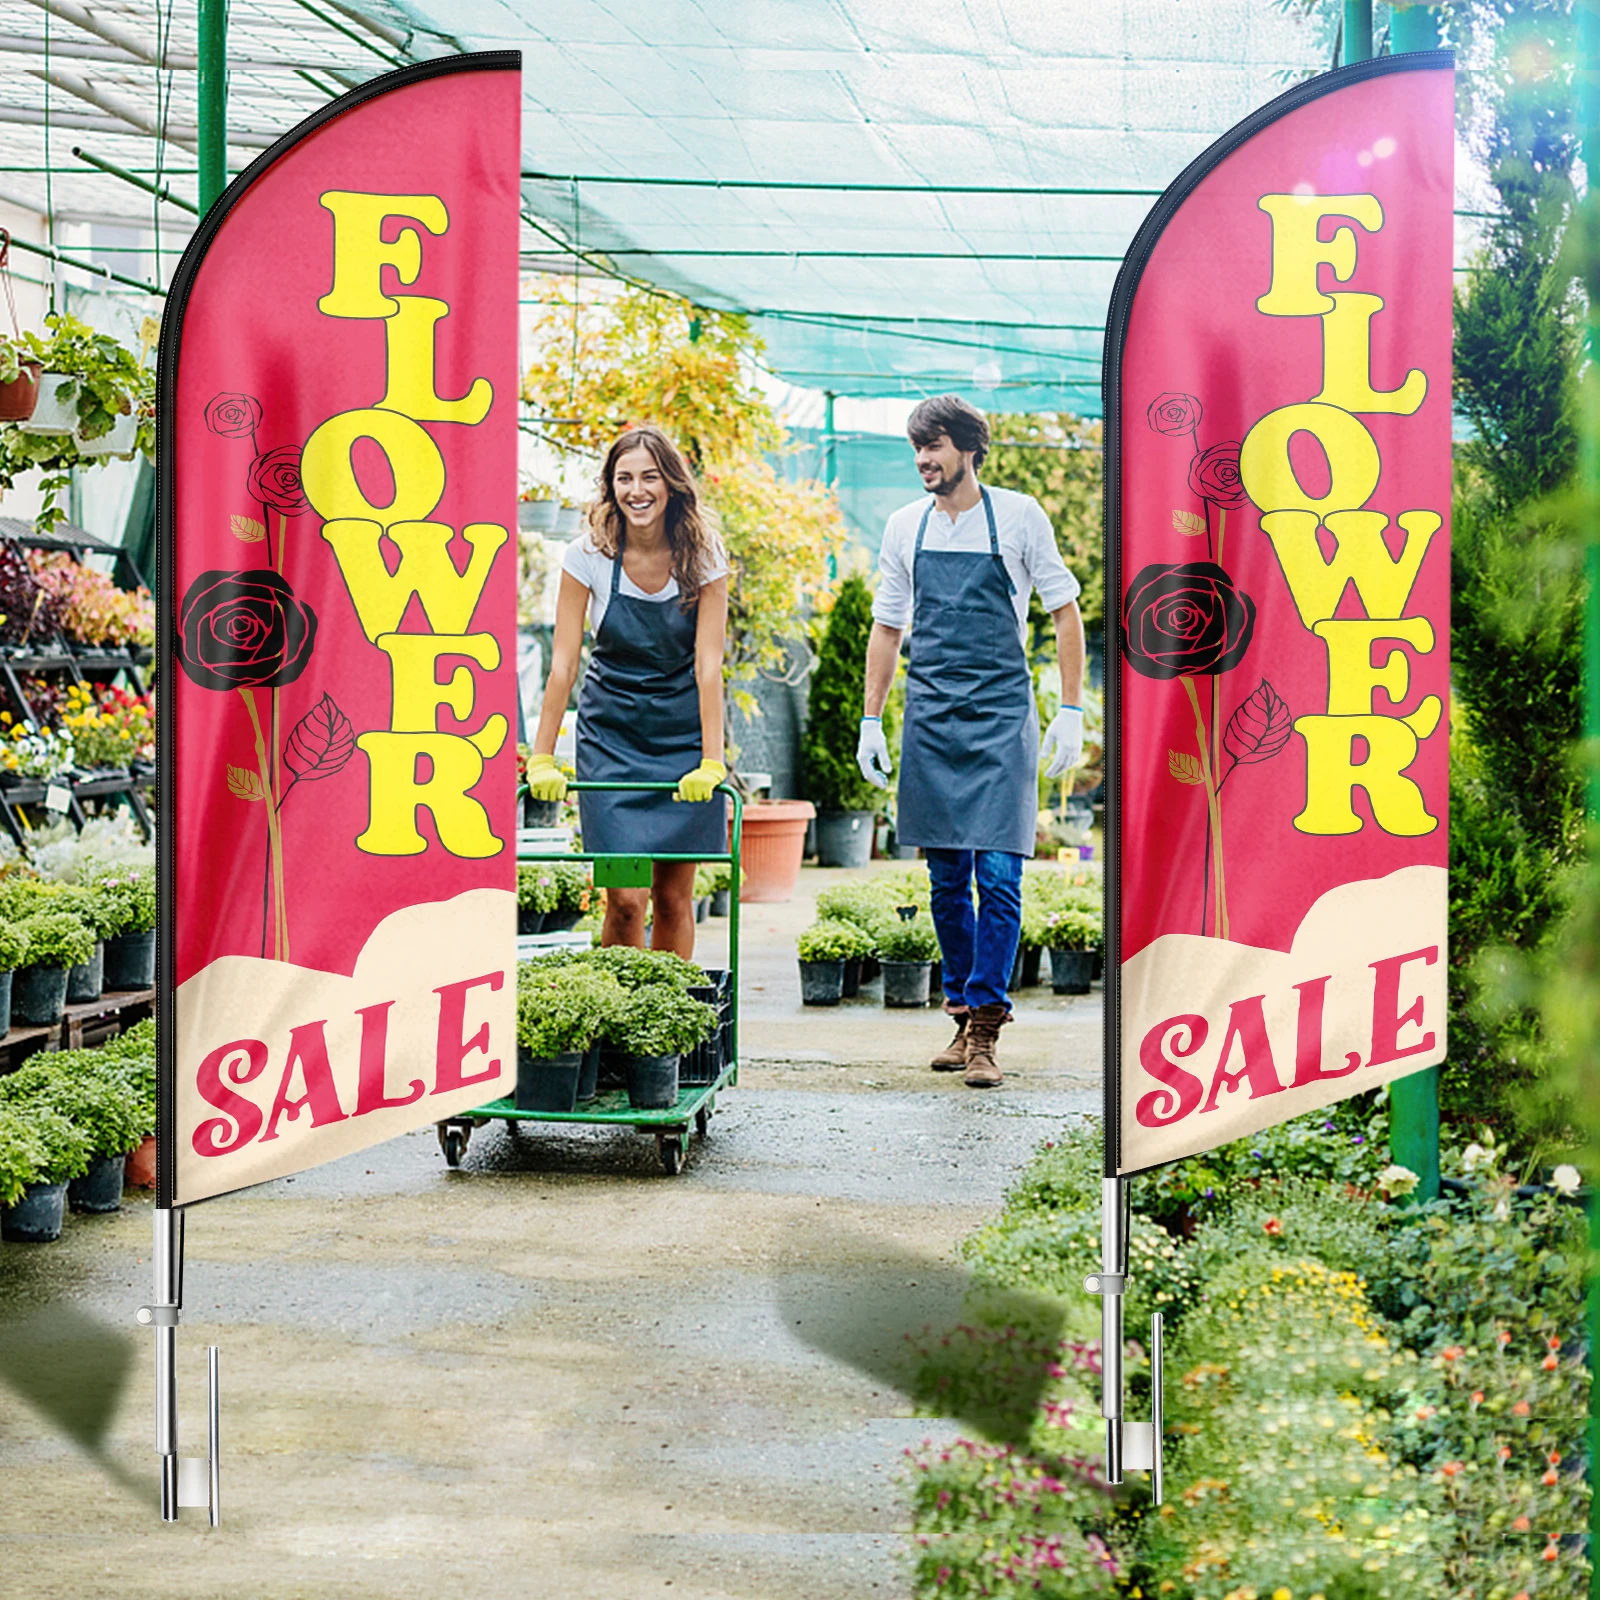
[674,758,727,803]
[525,752,568,803]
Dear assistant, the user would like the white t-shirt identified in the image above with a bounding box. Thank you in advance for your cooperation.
[872,485,1081,641]
[561,532,730,632]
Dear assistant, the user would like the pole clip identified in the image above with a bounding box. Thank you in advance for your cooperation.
[1083,1272,1125,1295]
[136,1304,179,1326]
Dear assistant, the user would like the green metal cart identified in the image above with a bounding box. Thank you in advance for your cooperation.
[435,780,742,1176]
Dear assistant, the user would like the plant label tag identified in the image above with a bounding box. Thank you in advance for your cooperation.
[44,783,70,814]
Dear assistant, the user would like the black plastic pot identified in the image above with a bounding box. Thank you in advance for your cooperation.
[798,958,845,1006]
[842,956,862,998]
[882,959,932,1008]
[68,1151,125,1214]
[928,958,943,1007]
[1011,944,1043,990]
[1092,947,1104,982]
[12,963,68,1025]
[859,955,881,986]
[625,1052,679,1110]
[0,968,11,1026]
[104,928,155,990]
[577,1044,600,1103]
[816,809,875,868]
[695,897,710,924]
[2,1180,67,1242]
[515,1047,583,1113]
[1050,947,1096,995]
[544,909,583,934]
[67,942,104,1004]
[597,1045,629,1091]
[517,907,547,936]
[710,889,731,917]
[522,795,561,827]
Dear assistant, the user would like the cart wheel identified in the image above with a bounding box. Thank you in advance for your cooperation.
[656,1132,684,1175]
[695,1108,710,1139]
[439,1124,468,1168]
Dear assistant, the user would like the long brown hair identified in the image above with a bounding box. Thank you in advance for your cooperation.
[587,426,718,605]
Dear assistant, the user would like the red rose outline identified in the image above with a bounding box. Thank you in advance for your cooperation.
[1122,562,1256,680]
[1188,441,1248,508]
[204,393,262,439]
[248,445,310,517]
[1147,392,1202,436]
[175,569,317,691]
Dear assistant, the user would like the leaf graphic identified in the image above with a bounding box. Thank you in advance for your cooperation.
[226,764,265,802]
[284,692,356,782]
[1171,509,1207,537]
[1223,679,1293,768]
[231,514,266,544]
[1168,750,1206,785]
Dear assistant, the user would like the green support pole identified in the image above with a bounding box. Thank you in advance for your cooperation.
[1574,7,1600,1593]
[1343,0,1373,64]
[1383,0,1442,1199]
[822,390,836,488]
[197,0,228,211]
[1390,3,1441,55]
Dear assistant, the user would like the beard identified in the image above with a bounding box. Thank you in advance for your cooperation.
[922,461,967,498]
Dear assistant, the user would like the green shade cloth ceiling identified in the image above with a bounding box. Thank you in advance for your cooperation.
[392,0,1343,413]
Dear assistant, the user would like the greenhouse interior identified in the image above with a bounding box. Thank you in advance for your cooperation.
[0,3,1595,1600]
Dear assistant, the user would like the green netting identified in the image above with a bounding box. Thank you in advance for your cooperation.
[776,427,926,558]
[389,0,1340,413]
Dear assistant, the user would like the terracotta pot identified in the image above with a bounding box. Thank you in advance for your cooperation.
[738,799,815,903]
[0,360,41,422]
[125,1135,157,1188]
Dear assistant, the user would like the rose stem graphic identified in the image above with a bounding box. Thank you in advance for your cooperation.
[238,687,286,960]
[1180,676,1227,939]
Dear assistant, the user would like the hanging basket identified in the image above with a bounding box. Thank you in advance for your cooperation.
[0,360,41,422]
[76,411,137,458]
[18,372,78,434]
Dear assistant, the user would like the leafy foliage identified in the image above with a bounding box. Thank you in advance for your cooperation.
[82,868,155,935]
[877,917,940,963]
[516,964,624,1058]
[799,575,882,814]
[16,910,95,970]
[601,981,717,1056]
[796,917,877,964]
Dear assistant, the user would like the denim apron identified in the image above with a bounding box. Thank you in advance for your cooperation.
[575,539,726,855]
[896,488,1038,856]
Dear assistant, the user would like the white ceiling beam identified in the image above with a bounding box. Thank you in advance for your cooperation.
[20,0,172,68]
[29,66,198,149]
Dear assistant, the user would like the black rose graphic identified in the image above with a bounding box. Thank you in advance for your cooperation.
[1147,391,1202,436]
[176,570,317,690]
[1123,562,1255,680]
[1188,441,1249,508]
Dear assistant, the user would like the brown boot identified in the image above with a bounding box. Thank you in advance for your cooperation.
[931,1012,970,1071]
[962,1004,1010,1088]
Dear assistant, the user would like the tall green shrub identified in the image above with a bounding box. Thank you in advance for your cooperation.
[1443,0,1584,1150]
[801,575,884,814]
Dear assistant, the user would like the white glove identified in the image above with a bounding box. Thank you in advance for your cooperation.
[1040,706,1084,779]
[856,717,892,790]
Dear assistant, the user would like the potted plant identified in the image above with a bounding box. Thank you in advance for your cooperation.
[102,1034,157,1186]
[0,331,42,422]
[796,917,874,1006]
[516,964,625,1113]
[1045,907,1102,995]
[517,861,559,935]
[739,797,816,902]
[54,883,119,1002]
[876,916,940,1008]
[544,860,592,933]
[1012,905,1047,991]
[2,1052,147,1213]
[602,983,717,1110]
[11,910,95,1025]
[86,867,155,989]
[0,1101,92,1242]
[0,919,26,1028]
[706,864,735,918]
[799,576,887,867]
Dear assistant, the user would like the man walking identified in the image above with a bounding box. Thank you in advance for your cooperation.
[857,395,1085,1088]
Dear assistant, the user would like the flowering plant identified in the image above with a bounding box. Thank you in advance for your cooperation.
[26,551,154,647]
[0,717,74,778]
[60,682,154,768]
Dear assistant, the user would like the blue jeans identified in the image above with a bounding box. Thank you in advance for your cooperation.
[925,849,1023,1012]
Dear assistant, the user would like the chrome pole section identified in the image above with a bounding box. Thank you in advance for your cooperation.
[152,1207,180,1520]
[207,1346,220,1527]
[1099,1175,1127,1484]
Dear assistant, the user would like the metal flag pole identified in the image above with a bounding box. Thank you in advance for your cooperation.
[137,1208,220,1523]
[1085,1176,1164,1500]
